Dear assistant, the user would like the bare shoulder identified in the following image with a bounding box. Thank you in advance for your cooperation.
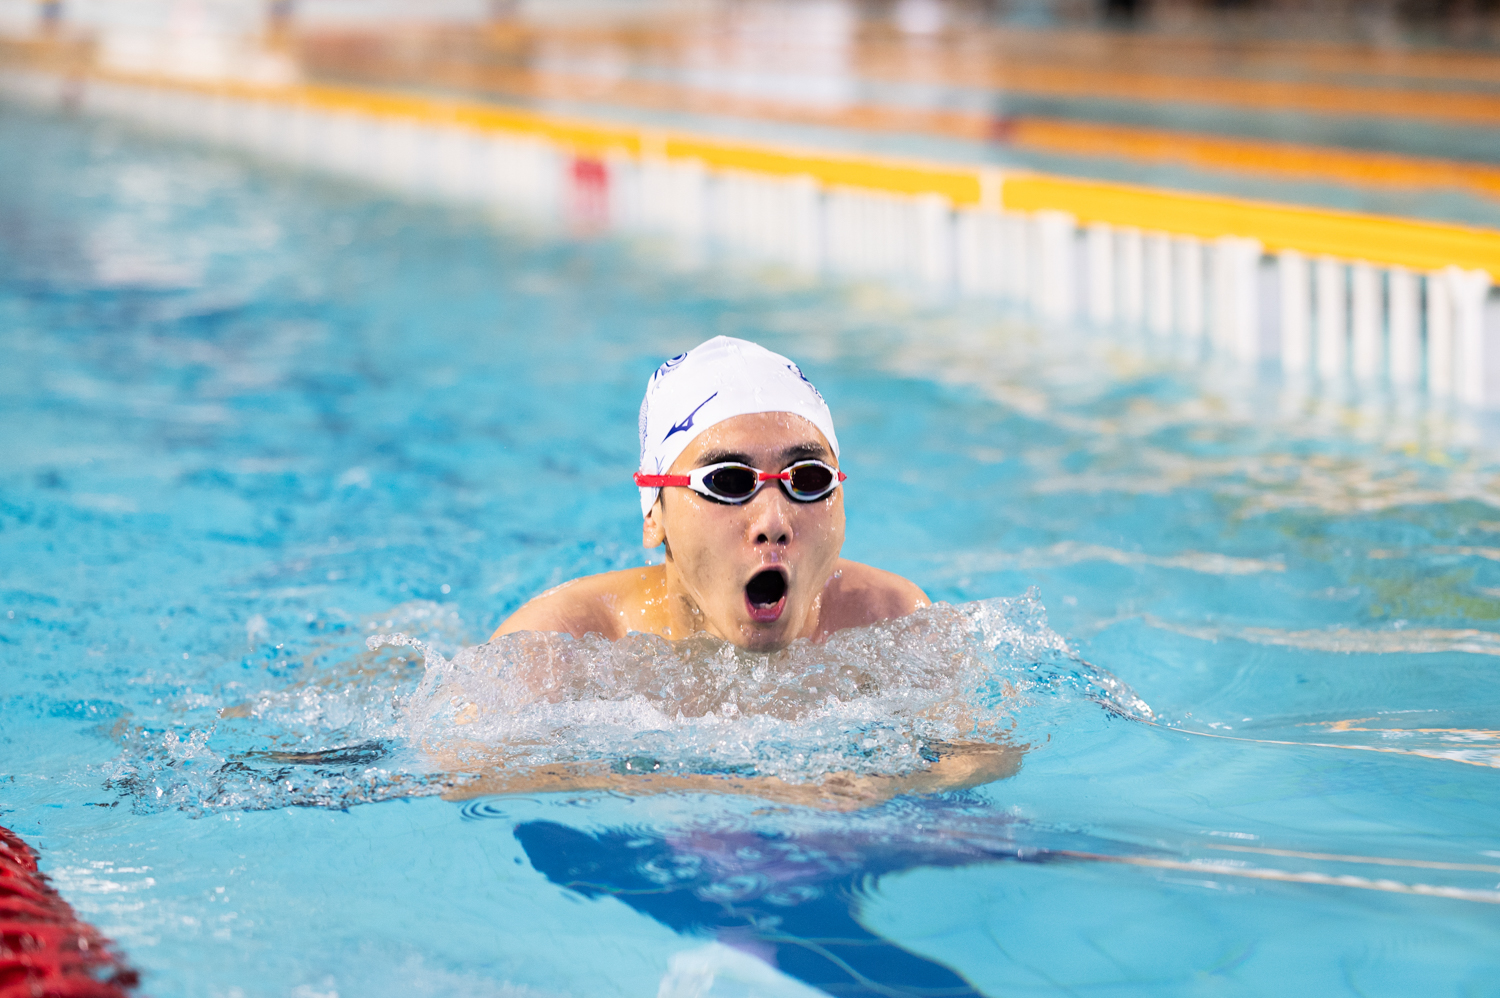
[818,559,931,636]
[490,566,663,642]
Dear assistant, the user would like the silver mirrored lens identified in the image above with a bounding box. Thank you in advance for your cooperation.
[786,463,835,499]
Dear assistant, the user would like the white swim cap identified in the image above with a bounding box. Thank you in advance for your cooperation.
[637,336,839,516]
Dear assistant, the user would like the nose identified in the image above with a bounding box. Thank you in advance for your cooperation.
[745,486,792,546]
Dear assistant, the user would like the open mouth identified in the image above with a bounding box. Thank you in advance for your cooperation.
[744,569,788,623]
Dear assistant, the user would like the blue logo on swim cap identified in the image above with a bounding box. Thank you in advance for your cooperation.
[787,363,825,402]
[654,353,688,381]
[664,392,718,441]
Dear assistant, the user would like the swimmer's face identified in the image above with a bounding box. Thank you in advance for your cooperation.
[644,411,845,652]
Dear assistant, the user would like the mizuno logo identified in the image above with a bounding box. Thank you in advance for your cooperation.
[664,392,717,440]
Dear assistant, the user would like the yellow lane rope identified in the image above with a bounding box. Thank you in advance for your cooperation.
[13,57,1500,276]
[288,54,1500,205]
[250,77,1500,275]
[1003,175,1500,275]
[1003,117,1500,202]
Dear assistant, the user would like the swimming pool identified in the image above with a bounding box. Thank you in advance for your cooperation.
[3,100,1499,997]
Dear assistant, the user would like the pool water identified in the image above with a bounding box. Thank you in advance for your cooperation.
[3,102,1500,997]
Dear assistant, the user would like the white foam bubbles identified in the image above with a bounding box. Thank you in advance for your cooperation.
[378,589,1152,784]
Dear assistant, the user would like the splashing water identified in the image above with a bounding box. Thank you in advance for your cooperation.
[99,587,1148,815]
[386,589,1154,784]
[102,601,471,815]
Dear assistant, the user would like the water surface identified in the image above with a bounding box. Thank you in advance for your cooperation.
[2,102,1499,997]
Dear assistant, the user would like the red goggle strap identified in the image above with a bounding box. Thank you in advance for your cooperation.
[635,472,689,487]
[635,468,845,488]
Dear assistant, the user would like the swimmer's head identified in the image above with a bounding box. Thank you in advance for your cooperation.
[636,337,845,650]
[636,336,839,517]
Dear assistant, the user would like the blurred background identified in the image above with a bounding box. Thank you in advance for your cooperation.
[9,0,1500,228]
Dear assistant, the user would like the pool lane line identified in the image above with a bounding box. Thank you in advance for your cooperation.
[1087,631,1497,768]
[368,30,1500,129]
[850,33,1500,90]
[996,173,1500,275]
[1000,117,1500,201]
[1144,614,1500,659]
[104,71,1500,274]
[0,824,139,998]
[841,23,1500,91]
[13,49,1500,406]
[931,543,1286,577]
[854,60,1500,129]
[11,49,1500,276]
[306,55,1500,203]
[1200,843,1500,875]
[430,20,1500,91]
[306,76,1500,275]
[1367,544,1500,561]
[1313,718,1500,740]
[464,18,1500,91]
[1144,718,1500,769]
[1052,850,1500,904]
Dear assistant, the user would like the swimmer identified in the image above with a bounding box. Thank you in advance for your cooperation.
[492,336,929,651]
[459,336,1021,808]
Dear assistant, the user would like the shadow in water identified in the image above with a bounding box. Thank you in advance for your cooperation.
[511,803,1090,997]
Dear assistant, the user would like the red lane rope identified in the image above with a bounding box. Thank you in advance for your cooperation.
[0,825,139,998]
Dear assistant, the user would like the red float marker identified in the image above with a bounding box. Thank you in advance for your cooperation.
[568,155,611,236]
[1,825,139,998]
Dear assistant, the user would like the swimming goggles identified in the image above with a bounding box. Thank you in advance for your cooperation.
[635,460,846,504]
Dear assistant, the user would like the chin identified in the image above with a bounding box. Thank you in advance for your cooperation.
[733,604,805,652]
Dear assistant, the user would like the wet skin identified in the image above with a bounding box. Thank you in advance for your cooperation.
[440,740,1024,811]
[470,414,1011,809]
[493,412,930,652]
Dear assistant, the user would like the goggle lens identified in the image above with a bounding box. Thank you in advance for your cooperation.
[785,462,835,499]
[703,465,759,499]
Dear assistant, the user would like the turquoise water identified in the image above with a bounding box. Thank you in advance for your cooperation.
[3,102,1500,997]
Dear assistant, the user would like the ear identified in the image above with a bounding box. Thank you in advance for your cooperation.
[642,497,666,548]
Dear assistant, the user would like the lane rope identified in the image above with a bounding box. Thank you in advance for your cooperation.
[0,824,139,998]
